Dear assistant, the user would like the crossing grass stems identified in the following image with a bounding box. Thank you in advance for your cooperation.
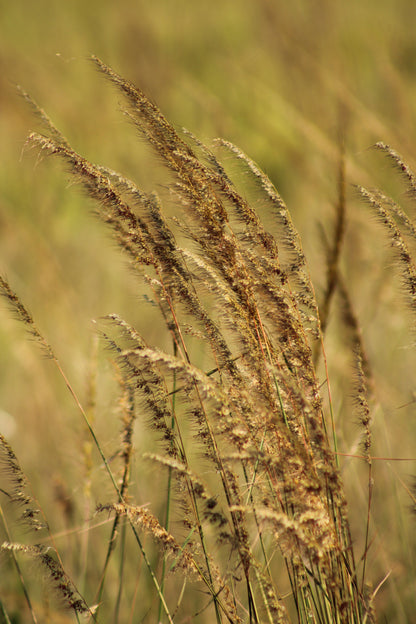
[1,57,415,623]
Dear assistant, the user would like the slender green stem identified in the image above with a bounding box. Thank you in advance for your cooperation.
[158,340,177,623]
[53,359,175,624]
[0,505,38,624]
[114,518,127,623]
[0,600,12,624]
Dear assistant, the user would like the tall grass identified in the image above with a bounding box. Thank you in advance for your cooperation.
[0,57,415,623]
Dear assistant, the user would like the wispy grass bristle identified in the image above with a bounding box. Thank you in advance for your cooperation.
[357,184,416,311]
[96,502,198,575]
[373,142,416,197]
[0,276,54,359]
[0,542,90,615]
[0,434,47,533]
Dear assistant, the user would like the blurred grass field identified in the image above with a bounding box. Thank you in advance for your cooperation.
[1,1,416,621]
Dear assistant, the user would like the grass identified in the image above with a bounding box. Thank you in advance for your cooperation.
[1,3,416,621]
[0,54,415,623]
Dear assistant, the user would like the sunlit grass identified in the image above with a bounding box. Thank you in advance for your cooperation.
[1,3,416,622]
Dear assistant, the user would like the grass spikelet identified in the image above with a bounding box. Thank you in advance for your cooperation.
[144,452,228,528]
[0,542,90,615]
[215,138,319,338]
[373,142,416,197]
[371,189,416,240]
[357,185,416,311]
[0,434,47,533]
[0,276,54,359]
[17,85,70,149]
[96,502,198,576]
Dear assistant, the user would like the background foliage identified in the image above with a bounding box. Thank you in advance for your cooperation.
[1,1,416,621]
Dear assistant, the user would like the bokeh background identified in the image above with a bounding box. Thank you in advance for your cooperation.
[1,0,416,621]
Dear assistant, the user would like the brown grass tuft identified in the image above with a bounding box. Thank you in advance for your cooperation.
[6,57,416,622]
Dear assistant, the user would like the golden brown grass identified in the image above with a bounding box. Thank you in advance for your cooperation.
[0,57,415,623]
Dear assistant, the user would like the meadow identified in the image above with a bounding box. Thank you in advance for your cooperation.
[0,1,416,622]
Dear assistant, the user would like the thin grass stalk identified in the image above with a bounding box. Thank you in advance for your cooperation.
[242,451,272,580]
[309,565,334,624]
[359,469,373,601]
[144,274,251,621]
[92,512,121,617]
[99,492,175,622]
[0,505,39,624]
[251,566,278,624]
[79,333,98,596]
[336,256,375,613]
[0,275,174,623]
[139,338,227,622]
[0,428,92,620]
[184,476,225,623]
[294,574,312,624]
[319,337,339,469]
[318,120,347,341]
[93,377,136,620]
[240,456,287,620]
[0,600,12,624]
[158,339,177,624]
[357,357,373,597]
[108,332,235,621]
[114,518,128,623]
[247,579,260,623]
